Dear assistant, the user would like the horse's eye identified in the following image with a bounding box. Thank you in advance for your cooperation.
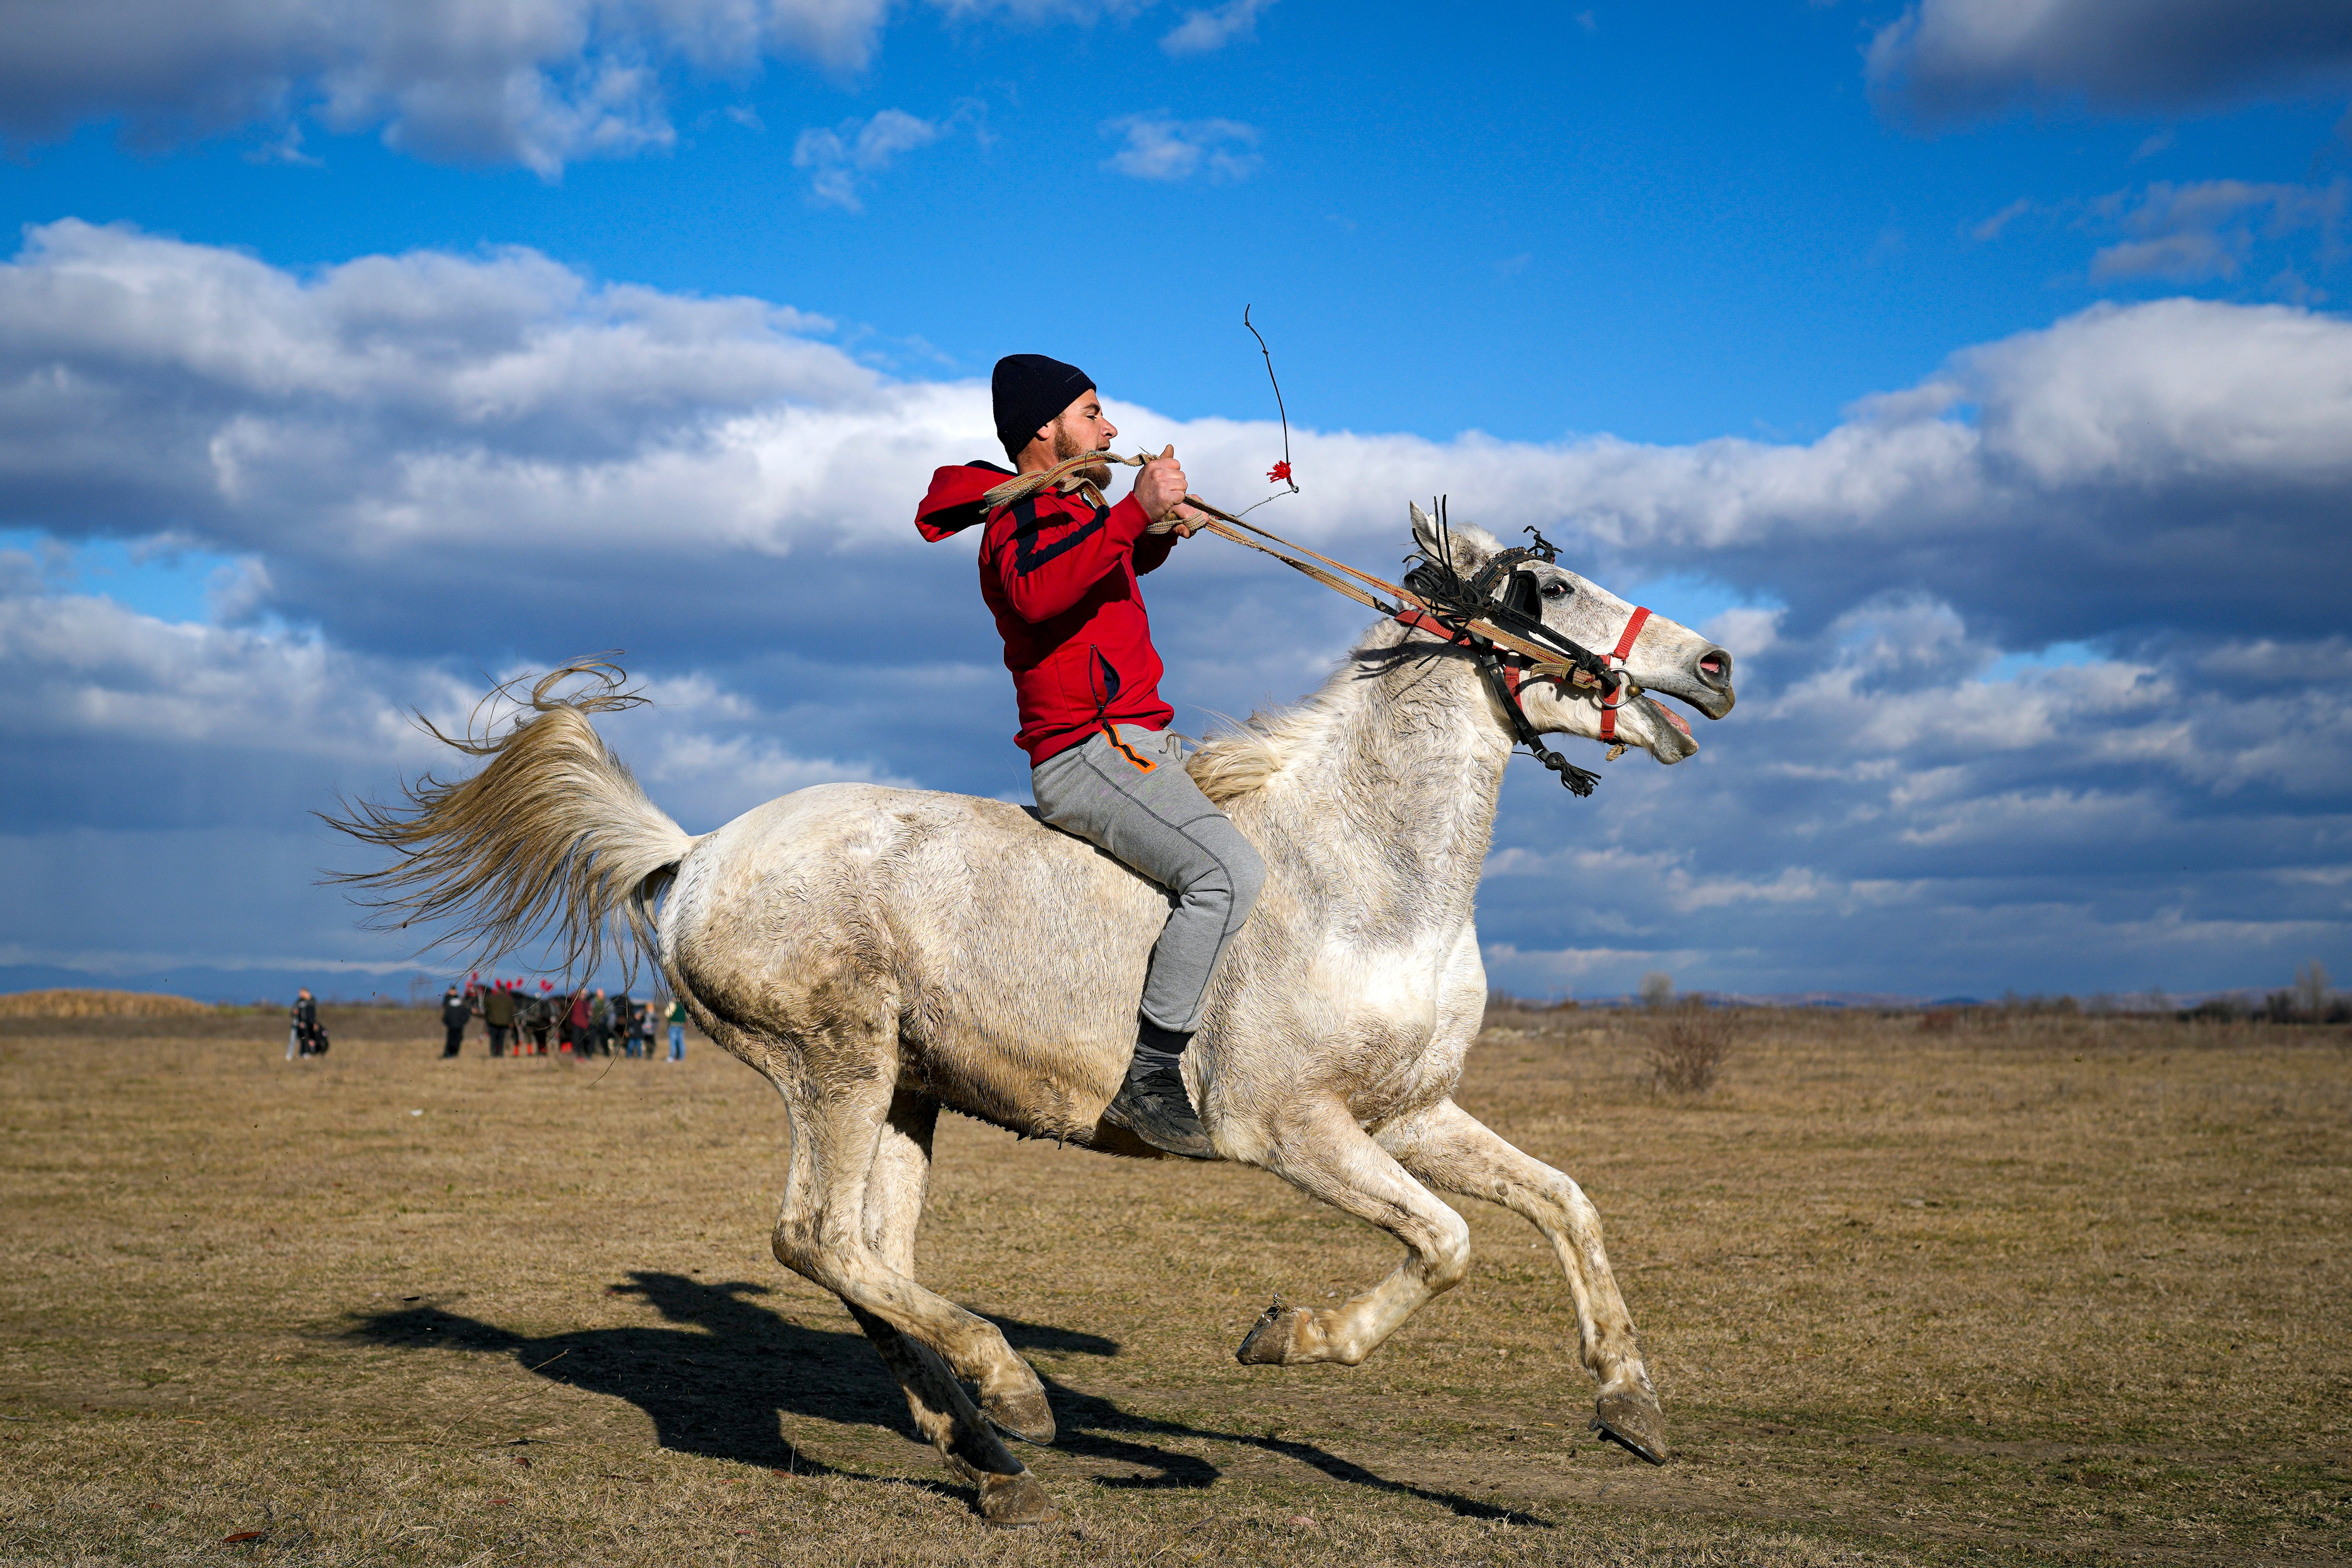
[1541,581,1571,599]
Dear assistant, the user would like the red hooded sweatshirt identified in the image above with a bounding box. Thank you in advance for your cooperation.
[916,462,1178,765]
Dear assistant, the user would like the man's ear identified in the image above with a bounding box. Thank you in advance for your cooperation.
[1408,502,1502,573]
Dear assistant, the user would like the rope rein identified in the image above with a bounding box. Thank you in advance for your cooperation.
[977,456,1650,796]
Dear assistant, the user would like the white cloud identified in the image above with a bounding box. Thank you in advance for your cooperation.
[0,0,900,176]
[1159,0,1271,57]
[0,221,2347,997]
[1958,179,2340,287]
[928,0,1155,22]
[1101,114,1259,182]
[0,219,894,562]
[792,107,945,210]
[2088,229,2236,283]
[1971,196,2031,242]
[2084,179,2345,284]
[1953,296,2352,489]
[1868,0,2352,124]
[7,220,2352,649]
[0,584,468,765]
[0,567,916,840]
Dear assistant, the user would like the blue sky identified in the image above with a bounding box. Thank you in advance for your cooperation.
[0,0,2347,1003]
[7,3,2343,446]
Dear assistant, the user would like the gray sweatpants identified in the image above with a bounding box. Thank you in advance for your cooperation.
[1031,725,1266,1035]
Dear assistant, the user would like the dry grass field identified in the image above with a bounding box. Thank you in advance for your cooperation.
[2,1001,2346,1566]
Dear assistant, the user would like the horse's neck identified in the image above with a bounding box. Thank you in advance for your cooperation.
[1240,634,1512,929]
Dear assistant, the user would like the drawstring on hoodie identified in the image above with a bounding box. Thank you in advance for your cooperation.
[1089,645,1156,771]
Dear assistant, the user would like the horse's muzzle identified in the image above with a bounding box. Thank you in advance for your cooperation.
[1685,646,1735,718]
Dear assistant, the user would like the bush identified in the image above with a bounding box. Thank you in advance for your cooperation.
[1647,1007,1734,1094]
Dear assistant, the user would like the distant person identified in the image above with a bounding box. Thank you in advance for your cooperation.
[524,991,553,1054]
[440,985,470,1058]
[666,995,686,1062]
[587,988,611,1057]
[288,987,319,1060]
[635,1000,656,1059]
[611,988,635,1058]
[482,981,517,1057]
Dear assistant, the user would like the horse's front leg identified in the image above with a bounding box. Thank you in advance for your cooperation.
[1233,1095,1471,1367]
[1379,1097,1668,1462]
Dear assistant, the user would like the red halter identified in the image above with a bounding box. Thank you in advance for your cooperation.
[1595,605,1650,745]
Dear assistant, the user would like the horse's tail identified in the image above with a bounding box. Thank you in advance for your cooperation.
[324,661,698,983]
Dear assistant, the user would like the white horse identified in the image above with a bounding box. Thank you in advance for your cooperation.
[335,508,1735,1525]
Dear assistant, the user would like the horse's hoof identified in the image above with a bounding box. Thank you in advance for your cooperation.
[983,1386,1057,1445]
[1235,1299,1302,1365]
[1593,1390,1670,1464]
[977,1469,1057,1528]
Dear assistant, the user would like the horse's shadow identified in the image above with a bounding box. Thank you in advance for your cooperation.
[349,1271,1546,1524]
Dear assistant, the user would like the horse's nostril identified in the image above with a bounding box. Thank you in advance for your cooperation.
[1697,650,1731,685]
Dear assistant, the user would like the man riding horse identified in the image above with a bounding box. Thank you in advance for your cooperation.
[914,355,1264,1159]
[335,431,1728,1518]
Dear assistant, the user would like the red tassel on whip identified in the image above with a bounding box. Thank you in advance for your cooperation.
[1245,305,1299,501]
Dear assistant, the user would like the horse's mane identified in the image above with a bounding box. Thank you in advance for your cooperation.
[1184,706,1320,805]
[1184,621,1414,805]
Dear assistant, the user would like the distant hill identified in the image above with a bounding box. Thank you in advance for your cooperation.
[0,988,213,1019]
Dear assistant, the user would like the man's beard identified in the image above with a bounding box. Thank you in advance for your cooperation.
[1051,425,1111,490]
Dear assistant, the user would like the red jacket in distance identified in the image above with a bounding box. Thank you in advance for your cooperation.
[916,462,1177,765]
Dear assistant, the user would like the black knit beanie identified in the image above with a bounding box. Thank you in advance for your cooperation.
[992,354,1095,457]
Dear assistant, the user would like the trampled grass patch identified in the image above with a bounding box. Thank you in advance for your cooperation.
[1,1004,2346,1564]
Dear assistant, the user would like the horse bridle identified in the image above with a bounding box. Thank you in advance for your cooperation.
[1399,522,1656,798]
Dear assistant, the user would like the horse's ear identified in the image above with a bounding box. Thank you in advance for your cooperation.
[1409,502,1502,572]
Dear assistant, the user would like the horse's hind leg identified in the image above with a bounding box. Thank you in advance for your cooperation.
[1234,1096,1472,1367]
[843,1301,1053,1526]
[762,1030,1052,1525]
[859,1088,1055,1444]
[1380,1097,1668,1463]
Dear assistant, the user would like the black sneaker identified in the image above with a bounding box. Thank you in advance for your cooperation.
[1103,1031,1215,1160]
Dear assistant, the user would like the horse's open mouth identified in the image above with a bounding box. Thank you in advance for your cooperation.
[1652,676,1734,726]
[1629,693,1700,762]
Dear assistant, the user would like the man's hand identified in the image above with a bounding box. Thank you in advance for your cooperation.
[1133,444,1189,522]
